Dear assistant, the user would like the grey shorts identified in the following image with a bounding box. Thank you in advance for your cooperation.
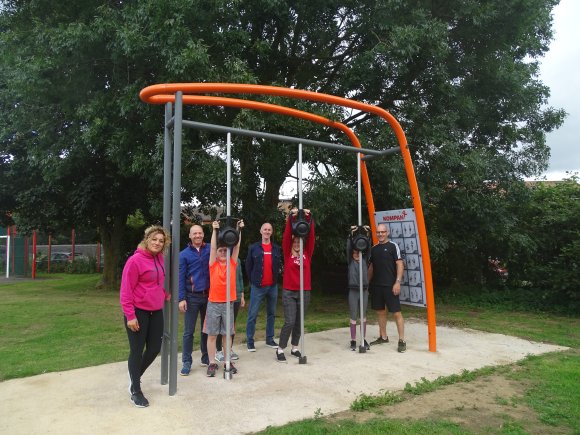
[203,301,235,336]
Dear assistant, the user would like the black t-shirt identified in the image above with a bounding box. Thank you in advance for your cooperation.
[369,241,402,287]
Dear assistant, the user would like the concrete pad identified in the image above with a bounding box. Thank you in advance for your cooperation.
[0,320,566,434]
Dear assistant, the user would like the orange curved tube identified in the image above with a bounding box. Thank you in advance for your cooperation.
[141,83,436,352]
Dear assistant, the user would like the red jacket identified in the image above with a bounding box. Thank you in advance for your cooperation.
[282,214,315,291]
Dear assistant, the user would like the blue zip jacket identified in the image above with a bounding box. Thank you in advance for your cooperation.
[246,241,281,287]
[178,242,211,301]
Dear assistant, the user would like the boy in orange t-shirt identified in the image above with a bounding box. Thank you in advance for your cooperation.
[204,219,244,377]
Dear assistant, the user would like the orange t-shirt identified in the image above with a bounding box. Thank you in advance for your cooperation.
[209,258,237,302]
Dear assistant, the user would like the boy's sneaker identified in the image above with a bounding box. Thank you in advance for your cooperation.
[247,343,256,352]
[180,363,191,376]
[206,363,218,377]
[225,362,238,374]
[231,351,239,360]
[364,340,370,350]
[290,348,302,358]
[370,336,389,346]
[215,351,224,363]
[397,339,407,353]
[200,356,209,367]
[130,392,149,408]
[350,340,356,351]
[276,350,287,363]
[265,339,279,348]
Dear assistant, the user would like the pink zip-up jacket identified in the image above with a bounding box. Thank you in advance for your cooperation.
[120,248,168,321]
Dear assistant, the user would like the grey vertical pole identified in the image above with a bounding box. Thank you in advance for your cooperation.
[298,143,307,364]
[357,153,366,353]
[161,102,173,383]
[224,133,233,380]
[169,92,183,396]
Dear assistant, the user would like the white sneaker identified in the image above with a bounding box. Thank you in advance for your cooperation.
[231,350,239,360]
[215,351,224,362]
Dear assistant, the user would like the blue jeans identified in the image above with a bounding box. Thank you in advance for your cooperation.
[246,284,278,345]
[182,292,208,366]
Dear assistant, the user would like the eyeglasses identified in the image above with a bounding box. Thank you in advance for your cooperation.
[377,231,387,234]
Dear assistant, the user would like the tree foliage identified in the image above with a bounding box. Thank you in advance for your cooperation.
[0,0,566,291]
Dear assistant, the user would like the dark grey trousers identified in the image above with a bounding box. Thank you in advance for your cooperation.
[279,289,311,349]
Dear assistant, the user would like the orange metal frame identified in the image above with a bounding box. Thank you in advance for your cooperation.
[140,83,436,352]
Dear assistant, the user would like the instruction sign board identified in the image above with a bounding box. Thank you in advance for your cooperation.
[374,209,426,307]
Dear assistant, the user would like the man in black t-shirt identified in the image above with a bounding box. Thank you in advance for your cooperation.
[368,223,406,352]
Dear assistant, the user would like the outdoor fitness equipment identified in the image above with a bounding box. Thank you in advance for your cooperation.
[355,151,369,353]
[223,133,236,380]
[140,83,437,396]
[296,143,308,364]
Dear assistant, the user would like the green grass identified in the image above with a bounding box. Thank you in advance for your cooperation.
[0,275,578,433]
[260,417,468,434]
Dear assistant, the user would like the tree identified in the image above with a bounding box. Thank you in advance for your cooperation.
[508,177,580,311]
[0,0,566,290]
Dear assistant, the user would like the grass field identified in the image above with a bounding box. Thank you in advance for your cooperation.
[0,274,578,433]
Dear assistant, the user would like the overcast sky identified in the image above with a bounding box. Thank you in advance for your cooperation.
[537,0,580,180]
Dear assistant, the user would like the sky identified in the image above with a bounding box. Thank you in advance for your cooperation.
[536,0,580,180]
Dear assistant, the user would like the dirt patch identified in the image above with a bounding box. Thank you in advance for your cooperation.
[330,371,568,434]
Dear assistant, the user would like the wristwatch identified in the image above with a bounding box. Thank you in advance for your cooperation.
[396,278,402,283]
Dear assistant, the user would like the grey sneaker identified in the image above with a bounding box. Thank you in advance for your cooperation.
[130,392,149,408]
[206,363,218,377]
[370,336,389,346]
[215,351,224,363]
[397,339,407,353]
[231,350,239,360]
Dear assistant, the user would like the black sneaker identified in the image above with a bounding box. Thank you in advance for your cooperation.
[265,339,279,348]
[225,362,238,374]
[290,349,301,358]
[200,356,209,367]
[247,343,256,352]
[206,363,218,377]
[130,392,149,408]
[276,350,287,363]
[364,340,370,351]
[370,336,389,345]
[350,340,356,351]
[397,339,407,353]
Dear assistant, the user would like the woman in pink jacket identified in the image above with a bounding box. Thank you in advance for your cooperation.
[120,225,171,408]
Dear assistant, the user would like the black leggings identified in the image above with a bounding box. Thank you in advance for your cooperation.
[125,308,164,394]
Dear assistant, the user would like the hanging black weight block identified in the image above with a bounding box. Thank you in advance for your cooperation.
[218,217,240,247]
[350,226,370,252]
[291,209,310,238]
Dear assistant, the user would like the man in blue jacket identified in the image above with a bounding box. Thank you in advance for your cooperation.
[179,224,211,375]
[245,222,281,351]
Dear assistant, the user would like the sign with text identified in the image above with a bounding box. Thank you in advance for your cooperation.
[374,208,426,307]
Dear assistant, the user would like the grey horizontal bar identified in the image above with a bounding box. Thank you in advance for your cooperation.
[180,119,398,157]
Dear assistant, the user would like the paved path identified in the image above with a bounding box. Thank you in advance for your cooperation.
[0,321,566,434]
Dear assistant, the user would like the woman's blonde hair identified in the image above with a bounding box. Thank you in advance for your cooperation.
[138,225,171,254]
